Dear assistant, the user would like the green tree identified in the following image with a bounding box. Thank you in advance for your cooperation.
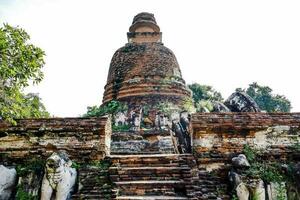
[188,83,223,102]
[0,24,49,123]
[83,100,127,117]
[188,83,223,112]
[236,82,291,112]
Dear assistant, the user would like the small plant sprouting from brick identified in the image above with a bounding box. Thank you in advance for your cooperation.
[112,124,131,132]
[71,161,81,169]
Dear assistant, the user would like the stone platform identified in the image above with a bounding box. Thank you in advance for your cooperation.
[111,130,176,154]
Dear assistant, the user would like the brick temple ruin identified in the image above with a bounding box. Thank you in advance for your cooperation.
[0,12,300,200]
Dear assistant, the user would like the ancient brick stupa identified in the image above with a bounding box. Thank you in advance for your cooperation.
[103,12,192,113]
[1,12,300,200]
[103,12,193,154]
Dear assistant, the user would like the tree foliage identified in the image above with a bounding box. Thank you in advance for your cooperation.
[188,83,223,102]
[188,83,223,112]
[83,100,127,117]
[0,24,49,123]
[236,82,291,112]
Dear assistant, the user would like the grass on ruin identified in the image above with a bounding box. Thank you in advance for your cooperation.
[71,158,112,170]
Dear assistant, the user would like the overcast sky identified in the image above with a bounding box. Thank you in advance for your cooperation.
[1,0,299,116]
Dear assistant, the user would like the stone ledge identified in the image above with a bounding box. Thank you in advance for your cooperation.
[192,112,300,131]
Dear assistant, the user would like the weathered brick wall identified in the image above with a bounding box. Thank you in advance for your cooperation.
[191,113,300,199]
[192,113,300,163]
[0,117,111,164]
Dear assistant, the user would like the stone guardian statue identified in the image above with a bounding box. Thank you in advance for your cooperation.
[41,152,77,200]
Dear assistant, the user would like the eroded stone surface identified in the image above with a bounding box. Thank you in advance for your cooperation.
[0,165,17,200]
[111,130,175,154]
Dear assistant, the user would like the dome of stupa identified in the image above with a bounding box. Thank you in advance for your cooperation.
[103,12,191,110]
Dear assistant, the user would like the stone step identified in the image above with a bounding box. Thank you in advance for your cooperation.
[109,154,193,158]
[115,180,187,196]
[109,154,194,167]
[110,166,191,181]
[108,154,199,199]
[111,151,173,155]
[116,196,189,200]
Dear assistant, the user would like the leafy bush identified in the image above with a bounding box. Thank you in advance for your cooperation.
[16,186,37,200]
[243,145,257,162]
[71,161,81,169]
[243,145,285,183]
[156,102,176,116]
[182,97,196,113]
[83,100,127,117]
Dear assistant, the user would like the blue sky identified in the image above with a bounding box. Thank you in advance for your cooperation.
[1,0,300,116]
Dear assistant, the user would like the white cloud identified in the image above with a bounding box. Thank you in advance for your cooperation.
[1,0,300,116]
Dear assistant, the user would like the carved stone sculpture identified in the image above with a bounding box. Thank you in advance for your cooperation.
[294,162,300,186]
[232,154,250,168]
[211,101,231,112]
[267,182,287,200]
[286,162,300,200]
[248,179,265,200]
[172,119,186,153]
[130,110,141,131]
[224,92,261,112]
[41,152,77,200]
[0,165,17,200]
[114,112,127,126]
[154,112,169,130]
[229,154,265,200]
[235,182,249,200]
[229,154,250,200]
[179,111,190,133]
[171,111,191,153]
[143,117,153,128]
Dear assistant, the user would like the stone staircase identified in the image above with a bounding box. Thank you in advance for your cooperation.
[108,154,200,200]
